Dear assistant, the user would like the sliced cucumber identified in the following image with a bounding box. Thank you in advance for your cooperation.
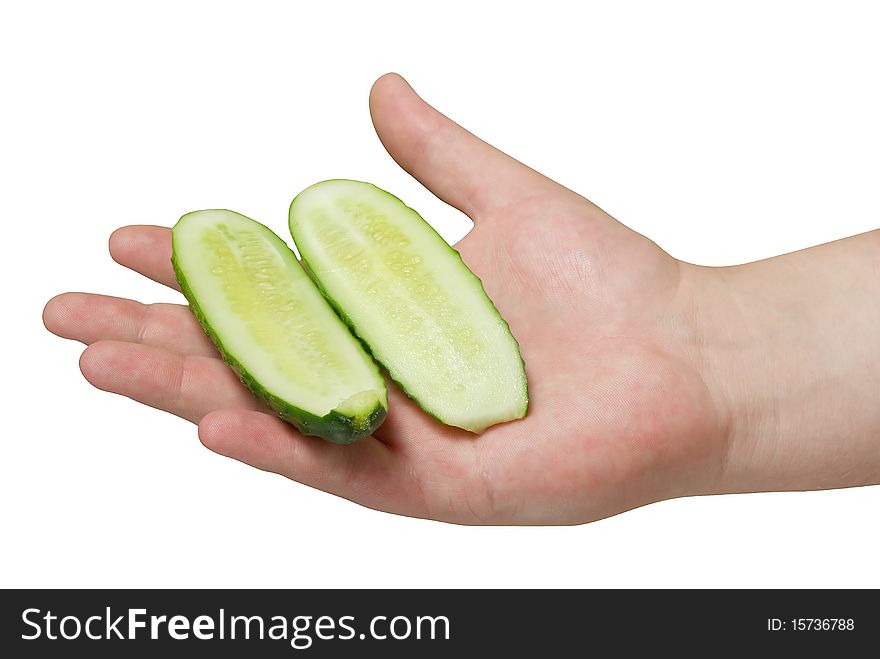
[289,180,528,432]
[172,209,387,444]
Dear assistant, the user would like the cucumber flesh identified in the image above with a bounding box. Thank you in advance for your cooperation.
[172,209,387,444]
[289,180,528,432]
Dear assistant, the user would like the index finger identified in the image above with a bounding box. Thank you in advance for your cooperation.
[109,225,179,290]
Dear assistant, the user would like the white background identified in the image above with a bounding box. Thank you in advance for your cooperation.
[2,1,878,588]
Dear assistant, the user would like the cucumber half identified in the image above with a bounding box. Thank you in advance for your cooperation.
[289,180,528,432]
[172,209,387,444]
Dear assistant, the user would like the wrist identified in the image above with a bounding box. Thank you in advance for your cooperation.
[679,263,776,493]
[681,234,880,494]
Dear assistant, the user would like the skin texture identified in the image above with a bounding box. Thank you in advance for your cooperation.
[43,73,880,525]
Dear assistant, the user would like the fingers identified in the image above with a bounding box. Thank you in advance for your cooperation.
[43,293,218,357]
[109,225,179,290]
[79,340,262,423]
[199,409,417,513]
[369,73,569,221]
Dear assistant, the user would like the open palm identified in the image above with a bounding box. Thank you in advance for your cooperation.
[44,74,728,524]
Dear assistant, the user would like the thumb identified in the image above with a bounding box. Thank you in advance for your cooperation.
[369,73,574,224]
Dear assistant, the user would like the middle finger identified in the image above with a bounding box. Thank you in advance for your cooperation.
[44,293,218,358]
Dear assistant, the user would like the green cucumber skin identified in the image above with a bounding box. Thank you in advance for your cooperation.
[289,181,529,431]
[171,213,387,445]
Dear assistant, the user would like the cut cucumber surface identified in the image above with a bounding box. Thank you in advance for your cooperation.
[172,209,387,444]
[289,180,528,433]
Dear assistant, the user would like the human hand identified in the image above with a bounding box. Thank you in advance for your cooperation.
[42,73,880,524]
